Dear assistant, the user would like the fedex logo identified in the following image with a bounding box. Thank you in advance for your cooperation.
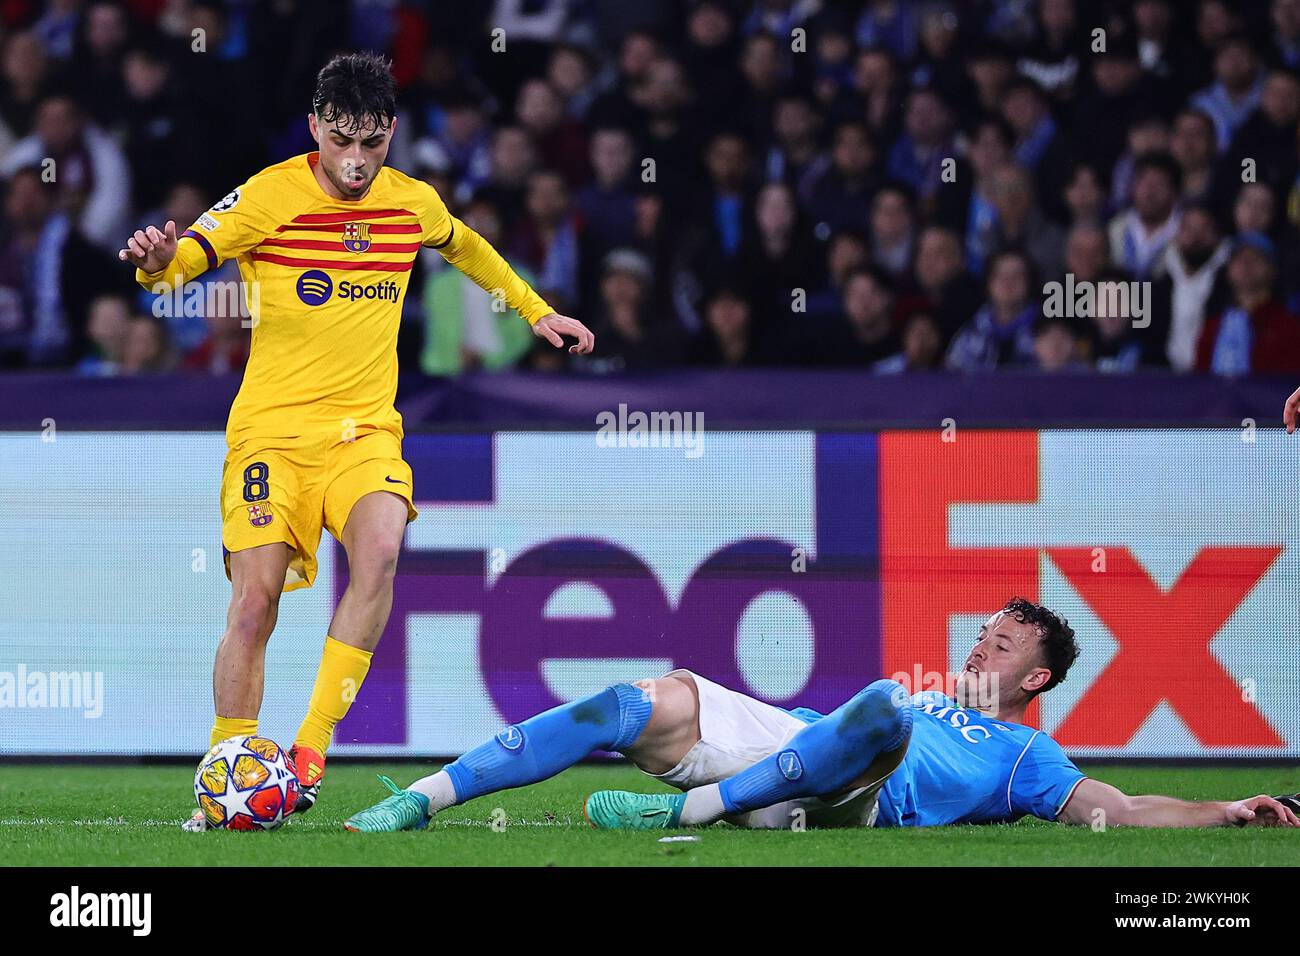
[332,429,1296,757]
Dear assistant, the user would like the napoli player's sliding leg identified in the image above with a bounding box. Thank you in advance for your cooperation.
[585,678,914,830]
[342,673,705,832]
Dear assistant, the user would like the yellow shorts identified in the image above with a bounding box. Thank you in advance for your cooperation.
[220,428,419,591]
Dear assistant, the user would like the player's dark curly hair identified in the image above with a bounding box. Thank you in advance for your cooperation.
[312,52,397,132]
[1002,597,1079,696]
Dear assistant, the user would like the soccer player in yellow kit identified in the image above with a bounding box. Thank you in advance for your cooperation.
[118,53,594,829]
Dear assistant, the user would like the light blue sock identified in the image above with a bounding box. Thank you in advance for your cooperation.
[718,679,912,815]
[443,684,653,803]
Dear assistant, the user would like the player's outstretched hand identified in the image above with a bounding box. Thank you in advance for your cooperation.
[1284,385,1300,433]
[533,313,595,355]
[118,220,179,274]
[1224,794,1300,827]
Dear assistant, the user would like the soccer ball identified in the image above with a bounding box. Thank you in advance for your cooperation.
[194,736,300,831]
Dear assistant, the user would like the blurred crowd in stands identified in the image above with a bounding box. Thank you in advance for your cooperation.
[6,0,1300,377]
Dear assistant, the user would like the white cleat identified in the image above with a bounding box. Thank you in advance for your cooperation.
[181,809,211,832]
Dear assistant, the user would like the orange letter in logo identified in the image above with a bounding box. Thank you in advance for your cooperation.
[879,431,1040,721]
[1047,547,1285,748]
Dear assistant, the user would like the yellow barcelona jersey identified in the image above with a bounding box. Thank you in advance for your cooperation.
[137,153,552,445]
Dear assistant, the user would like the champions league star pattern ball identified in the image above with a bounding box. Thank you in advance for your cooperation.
[194,736,300,831]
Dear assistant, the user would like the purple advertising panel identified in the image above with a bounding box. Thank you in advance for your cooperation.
[336,431,882,750]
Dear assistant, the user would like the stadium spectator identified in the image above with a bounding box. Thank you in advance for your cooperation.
[576,126,640,258]
[673,129,756,302]
[738,181,822,343]
[76,292,130,376]
[1134,0,1180,80]
[854,46,904,144]
[72,1,132,127]
[1062,161,1109,228]
[418,90,494,201]
[689,284,757,367]
[636,56,705,213]
[31,0,79,60]
[587,30,661,131]
[421,196,539,377]
[981,163,1064,281]
[120,313,175,375]
[507,168,584,313]
[681,3,744,132]
[808,9,857,112]
[1233,180,1280,237]
[576,247,683,374]
[1196,232,1300,374]
[1107,152,1182,280]
[947,249,1039,371]
[869,182,916,279]
[547,43,599,121]
[965,38,1016,117]
[805,229,870,323]
[1191,34,1265,152]
[1195,2,1248,62]
[733,32,785,146]
[854,0,919,63]
[1031,315,1086,373]
[910,4,966,111]
[119,36,201,215]
[910,225,981,337]
[820,266,900,367]
[2,92,131,251]
[800,119,880,238]
[1109,114,1171,215]
[1,31,53,143]
[1085,268,1167,373]
[962,117,1016,273]
[1155,203,1231,372]
[182,308,249,376]
[1000,77,1071,220]
[1063,223,1112,287]
[886,87,956,209]
[1169,108,1220,206]
[1222,69,1300,198]
[1274,0,1300,70]
[1019,0,1084,101]
[515,78,590,188]
[1070,35,1147,177]
[476,125,539,234]
[875,308,944,373]
[765,92,823,188]
[1230,179,1300,301]
[0,165,123,368]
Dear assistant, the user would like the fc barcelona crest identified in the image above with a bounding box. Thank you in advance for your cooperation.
[342,222,371,253]
[247,504,274,527]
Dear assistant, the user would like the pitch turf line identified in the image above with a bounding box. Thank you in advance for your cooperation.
[1,763,1297,866]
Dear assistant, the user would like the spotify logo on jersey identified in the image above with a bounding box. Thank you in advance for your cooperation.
[296,270,333,306]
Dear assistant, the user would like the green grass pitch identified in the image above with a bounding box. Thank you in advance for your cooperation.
[1,763,1296,866]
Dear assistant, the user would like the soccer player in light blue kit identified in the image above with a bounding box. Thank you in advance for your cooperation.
[344,597,1300,832]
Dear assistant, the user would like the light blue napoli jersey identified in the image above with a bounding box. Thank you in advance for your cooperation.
[789,690,1085,827]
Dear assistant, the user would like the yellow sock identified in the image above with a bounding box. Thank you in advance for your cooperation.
[295,636,373,754]
[210,716,259,749]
